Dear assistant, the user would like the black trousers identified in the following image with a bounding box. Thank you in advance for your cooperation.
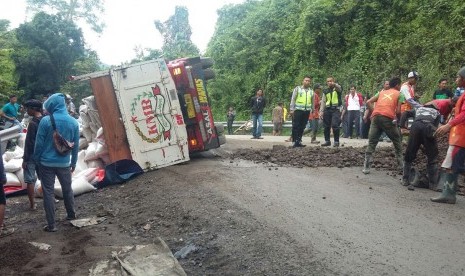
[404,121,438,165]
[323,108,341,142]
[347,110,361,138]
[227,120,234,134]
[292,110,310,143]
[400,110,415,129]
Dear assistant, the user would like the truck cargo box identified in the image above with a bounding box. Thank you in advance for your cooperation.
[75,59,189,171]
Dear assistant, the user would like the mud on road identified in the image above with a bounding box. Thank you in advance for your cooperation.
[1,136,465,275]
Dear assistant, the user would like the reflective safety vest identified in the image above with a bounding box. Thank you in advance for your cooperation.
[371,89,400,120]
[449,94,465,148]
[401,82,415,112]
[325,89,339,107]
[295,87,313,111]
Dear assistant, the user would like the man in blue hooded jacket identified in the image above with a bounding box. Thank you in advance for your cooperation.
[33,93,80,232]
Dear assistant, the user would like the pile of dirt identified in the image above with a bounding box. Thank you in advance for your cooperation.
[229,134,465,194]
[0,239,39,274]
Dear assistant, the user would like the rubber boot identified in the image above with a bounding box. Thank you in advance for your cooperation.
[310,132,319,144]
[430,173,458,204]
[396,156,404,172]
[402,162,412,186]
[435,170,447,192]
[362,154,372,174]
[426,164,439,190]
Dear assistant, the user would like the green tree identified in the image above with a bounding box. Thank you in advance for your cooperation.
[26,0,105,33]
[155,6,199,60]
[13,12,86,99]
[0,20,19,101]
[206,0,465,121]
[60,49,102,105]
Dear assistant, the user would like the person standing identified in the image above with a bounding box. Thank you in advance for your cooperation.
[290,76,314,147]
[433,78,453,100]
[431,67,465,204]
[402,98,457,191]
[272,102,284,136]
[33,93,80,232]
[2,95,22,129]
[22,100,44,210]
[340,90,349,138]
[309,83,322,144]
[360,95,371,139]
[0,139,14,237]
[250,89,266,139]
[321,76,343,147]
[362,77,405,174]
[226,106,236,135]
[65,94,77,118]
[399,71,422,132]
[343,85,363,139]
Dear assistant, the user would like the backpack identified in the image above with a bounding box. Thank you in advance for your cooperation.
[50,114,74,155]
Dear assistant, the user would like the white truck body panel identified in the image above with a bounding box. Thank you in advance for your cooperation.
[110,59,189,170]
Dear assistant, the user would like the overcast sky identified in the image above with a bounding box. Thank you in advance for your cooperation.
[0,0,245,65]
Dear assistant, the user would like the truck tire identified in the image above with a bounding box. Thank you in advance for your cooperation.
[203,68,215,80]
[215,124,226,145]
[200,57,214,69]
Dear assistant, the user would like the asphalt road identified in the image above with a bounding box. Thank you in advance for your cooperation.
[212,136,465,275]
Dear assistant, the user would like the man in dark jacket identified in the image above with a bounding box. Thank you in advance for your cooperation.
[22,99,43,210]
[250,89,266,139]
[402,98,457,191]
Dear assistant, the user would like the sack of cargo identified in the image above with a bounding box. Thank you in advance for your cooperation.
[54,176,96,198]
[4,158,22,173]
[5,172,21,187]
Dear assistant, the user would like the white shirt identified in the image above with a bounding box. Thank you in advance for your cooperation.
[347,93,361,111]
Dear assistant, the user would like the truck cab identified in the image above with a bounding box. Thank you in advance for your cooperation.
[167,57,224,153]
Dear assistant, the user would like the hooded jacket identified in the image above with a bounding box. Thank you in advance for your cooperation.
[33,93,80,168]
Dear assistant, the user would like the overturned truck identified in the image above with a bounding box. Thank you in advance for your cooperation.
[73,57,225,171]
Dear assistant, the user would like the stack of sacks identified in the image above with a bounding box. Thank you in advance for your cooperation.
[2,146,28,189]
[39,125,110,198]
[79,96,101,143]
[54,168,99,198]
[76,127,110,172]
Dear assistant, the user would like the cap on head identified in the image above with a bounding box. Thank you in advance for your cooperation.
[313,83,322,90]
[407,71,419,79]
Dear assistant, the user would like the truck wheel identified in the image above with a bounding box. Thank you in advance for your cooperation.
[200,57,214,68]
[218,135,226,145]
[216,123,224,135]
[215,124,226,145]
[203,68,215,80]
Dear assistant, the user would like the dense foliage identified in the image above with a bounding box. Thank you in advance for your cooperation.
[12,12,86,99]
[0,20,18,101]
[155,6,200,60]
[26,0,105,33]
[206,0,465,121]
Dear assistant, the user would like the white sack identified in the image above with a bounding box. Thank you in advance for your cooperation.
[5,172,21,187]
[54,176,96,198]
[4,158,23,173]
[84,142,98,161]
[79,137,89,150]
[86,159,104,169]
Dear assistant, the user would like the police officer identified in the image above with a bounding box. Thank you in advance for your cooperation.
[321,76,343,147]
[289,76,314,147]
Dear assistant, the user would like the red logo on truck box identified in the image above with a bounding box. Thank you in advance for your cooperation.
[130,84,172,143]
